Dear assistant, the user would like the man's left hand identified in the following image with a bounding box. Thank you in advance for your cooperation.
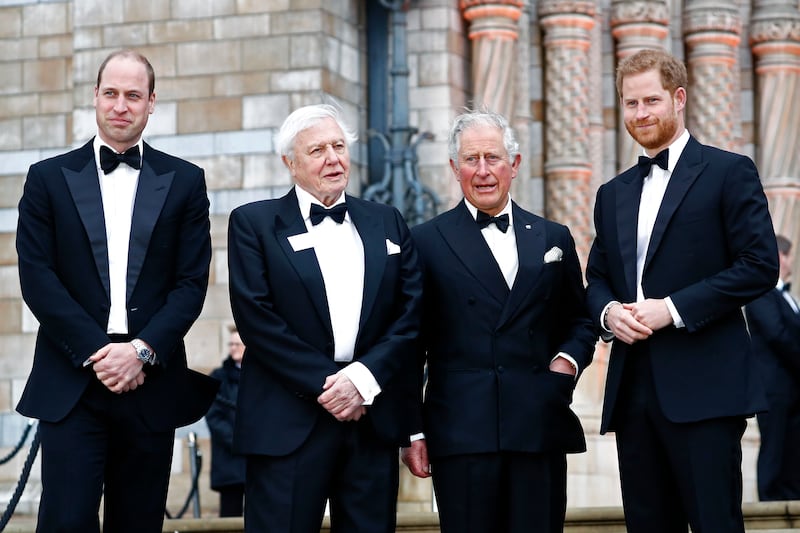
[549,356,577,377]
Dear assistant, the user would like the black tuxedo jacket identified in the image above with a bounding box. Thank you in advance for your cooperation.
[16,139,217,431]
[410,201,596,457]
[228,188,422,456]
[586,135,778,433]
[745,287,800,395]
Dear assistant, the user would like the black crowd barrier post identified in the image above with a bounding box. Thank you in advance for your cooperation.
[188,432,201,519]
[0,421,40,532]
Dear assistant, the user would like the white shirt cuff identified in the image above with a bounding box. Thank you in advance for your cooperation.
[600,300,620,340]
[664,296,684,328]
[551,352,579,380]
[409,433,425,442]
[339,361,381,405]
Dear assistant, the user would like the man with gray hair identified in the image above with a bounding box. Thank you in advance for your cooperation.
[402,109,595,533]
[228,103,422,532]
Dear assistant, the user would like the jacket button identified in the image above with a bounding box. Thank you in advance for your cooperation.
[497,365,504,373]
[468,297,476,305]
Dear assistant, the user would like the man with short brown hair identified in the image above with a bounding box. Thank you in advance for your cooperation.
[16,49,217,532]
[587,48,778,532]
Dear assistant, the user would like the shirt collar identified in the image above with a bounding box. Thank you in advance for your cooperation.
[295,185,348,223]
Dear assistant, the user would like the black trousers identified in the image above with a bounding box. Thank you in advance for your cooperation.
[218,484,245,517]
[614,343,746,533]
[432,451,567,533]
[756,391,800,501]
[244,413,398,533]
[37,378,174,533]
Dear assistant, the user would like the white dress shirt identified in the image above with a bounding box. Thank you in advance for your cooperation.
[295,186,381,404]
[94,136,143,334]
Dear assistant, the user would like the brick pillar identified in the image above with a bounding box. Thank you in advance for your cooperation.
[683,0,743,152]
[610,0,670,170]
[751,0,800,273]
[460,0,525,120]
[538,0,596,265]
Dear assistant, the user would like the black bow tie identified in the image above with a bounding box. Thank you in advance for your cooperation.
[637,149,668,178]
[310,203,347,225]
[783,283,792,293]
[476,211,509,233]
[99,145,141,174]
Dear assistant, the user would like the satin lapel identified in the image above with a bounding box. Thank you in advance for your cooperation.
[347,197,385,333]
[615,167,643,302]
[127,156,173,301]
[498,204,544,327]
[274,190,332,337]
[438,202,509,305]
[63,154,110,299]
[644,137,706,272]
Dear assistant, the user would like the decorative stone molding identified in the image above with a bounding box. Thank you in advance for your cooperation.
[610,0,670,56]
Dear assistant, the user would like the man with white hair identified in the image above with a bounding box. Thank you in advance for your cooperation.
[228,103,422,533]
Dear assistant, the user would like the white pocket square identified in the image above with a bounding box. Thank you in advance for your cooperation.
[386,239,401,255]
[544,246,563,263]
[288,232,314,252]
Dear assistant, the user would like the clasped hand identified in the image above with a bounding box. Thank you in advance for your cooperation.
[607,298,673,345]
[317,372,366,421]
[87,342,145,394]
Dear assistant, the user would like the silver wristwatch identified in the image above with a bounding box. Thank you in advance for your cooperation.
[131,338,155,365]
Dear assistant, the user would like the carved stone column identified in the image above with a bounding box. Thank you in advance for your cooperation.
[683,0,743,152]
[751,0,800,257]
[460,0,525,120]
[538,0,596,264]
[610,0,670,171]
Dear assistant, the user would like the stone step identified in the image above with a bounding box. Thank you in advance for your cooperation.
[2,503,800,532]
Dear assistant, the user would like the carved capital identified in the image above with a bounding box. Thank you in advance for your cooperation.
[461,0,525,40]
[538,0,597,19]
[610,0,670,27]
[683,0,742,37]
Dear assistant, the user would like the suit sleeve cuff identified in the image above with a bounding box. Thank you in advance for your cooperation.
[339,361,381,405]
[664,296,684,328]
